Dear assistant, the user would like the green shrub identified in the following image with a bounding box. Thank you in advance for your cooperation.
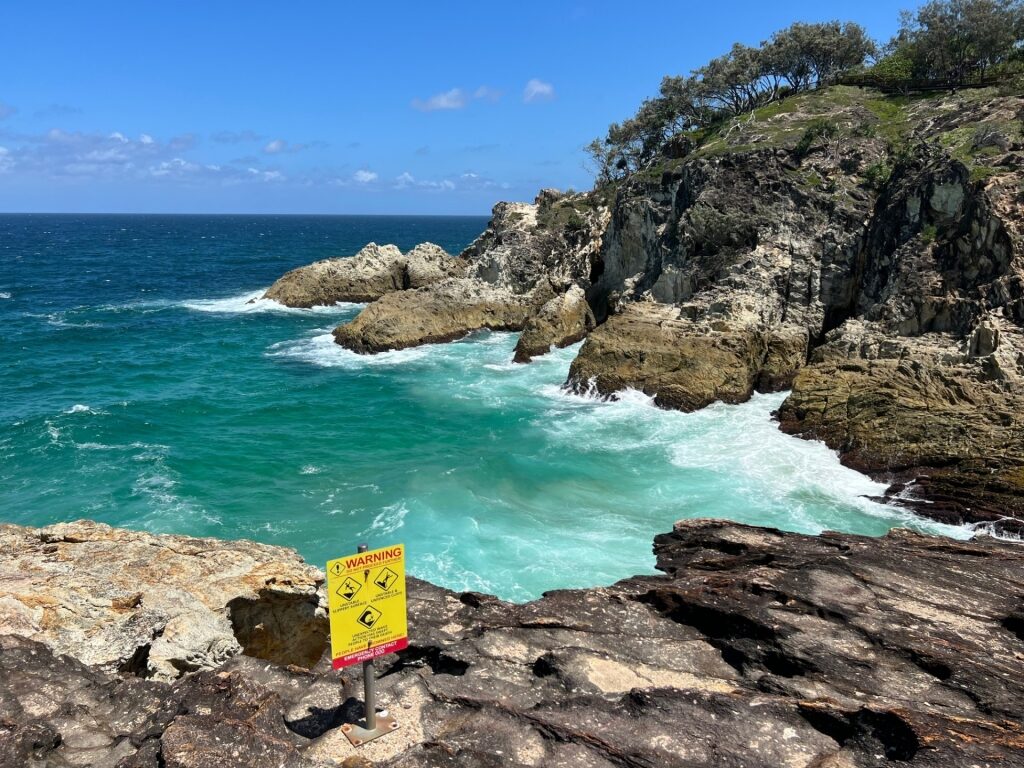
[794,118,839,159]
[862,161,892,190]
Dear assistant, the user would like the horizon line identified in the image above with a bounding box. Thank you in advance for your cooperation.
[0,210,495,218]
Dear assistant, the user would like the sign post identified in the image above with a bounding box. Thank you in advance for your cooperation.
[326,542,408,747]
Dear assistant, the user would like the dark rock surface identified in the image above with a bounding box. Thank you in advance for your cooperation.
[4,520,1023,767]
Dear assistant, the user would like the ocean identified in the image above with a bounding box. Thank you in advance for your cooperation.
[0,213,968,601]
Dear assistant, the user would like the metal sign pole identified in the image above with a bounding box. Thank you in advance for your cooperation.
[357,542,377,732]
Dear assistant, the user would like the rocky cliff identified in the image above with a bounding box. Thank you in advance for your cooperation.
[264,85,1024,531]
[2,519,1023,767]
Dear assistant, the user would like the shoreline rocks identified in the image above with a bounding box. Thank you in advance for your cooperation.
[2,518,1024,767]
[566,303,806,409]
[259,87,1024,526]
[512,284,595,363]
[0,521,327,681]
[262,242,466,308]
[332,278,544,354]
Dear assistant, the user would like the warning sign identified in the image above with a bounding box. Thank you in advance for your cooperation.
[326,544,408,669]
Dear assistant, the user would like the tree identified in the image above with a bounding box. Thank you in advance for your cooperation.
[894,0,1023,82]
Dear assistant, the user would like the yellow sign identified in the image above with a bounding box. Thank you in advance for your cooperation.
[326,544,408,669]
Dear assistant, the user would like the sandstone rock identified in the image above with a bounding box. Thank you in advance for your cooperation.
[263,242,466,308]
[565,303,806,409]
[776,140,1024,528]
[513,284,595,363]
[0,521,328,680]
[778,319,1024,532]
[332,278,543,354]
[5,520,1024,767]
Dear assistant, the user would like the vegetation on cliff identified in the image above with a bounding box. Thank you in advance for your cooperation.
[587,0,1024,182]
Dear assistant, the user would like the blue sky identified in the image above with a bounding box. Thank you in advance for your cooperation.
[0,1,903,214]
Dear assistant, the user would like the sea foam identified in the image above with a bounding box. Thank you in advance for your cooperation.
[181,290,363,315]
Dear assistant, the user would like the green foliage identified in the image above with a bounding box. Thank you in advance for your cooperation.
[921,223,939,243]
[891,0,1024,83]
[586,0,1024,188]
[864,49,917,88]
[794,118,839,158]
[863,161,894,189]
[587,20,874,183]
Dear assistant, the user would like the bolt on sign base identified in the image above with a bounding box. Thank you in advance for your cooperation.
[341,713,400,747]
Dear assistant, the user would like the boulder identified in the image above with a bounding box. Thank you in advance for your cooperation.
[262,242,466,308]
[0,521,328,680]
[333,278,544,354]
[566,303,806,409]
[513,284,596,363]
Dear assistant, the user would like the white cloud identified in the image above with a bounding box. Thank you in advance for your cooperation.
[411,88,466,112]
[150,158,201,177]
[473,86,501,102]
[393,171,482,192]
[353,169,378,183]
[523,78,555,103]
[263,138,286,154]
[247,167,285,182]
[139,133,154,145]
[0,146,11,173]
[109,131,129,143]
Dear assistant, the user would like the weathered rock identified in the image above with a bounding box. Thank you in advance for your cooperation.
[777,140,1024,529]
[327,190,610,357]
[332,278,544,354]
[559,89,1024,524]
[566,303,806,409]
[462,191,609,295]
[263,242,466,308]
[5,520,1024,767]
[0,521,328,680]
[513,284,595,363]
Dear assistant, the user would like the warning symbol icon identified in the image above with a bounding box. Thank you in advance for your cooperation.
[337,577,362,602]
[374,567,398,591]
[357,605,382,629]
[329,562,344,578]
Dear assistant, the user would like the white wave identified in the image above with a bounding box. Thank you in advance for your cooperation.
[967,519,1024,543]
[42,312,100,329]
[300,465,322,475]
[0,291,11,300]
[181,289,363,315]
[361,502,409,537]
[267,331,433,368]
[64,404,105,415]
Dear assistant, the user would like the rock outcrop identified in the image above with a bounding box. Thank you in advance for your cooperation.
[567,302,807,408]
[3,519,1024,767]
[512,284,595,363]
[262,242,466,308]
[332,278,544,354]
[0,521,327,680]
[562,87,1024,528]
[329,190,610,357]
[262,86,1024,524]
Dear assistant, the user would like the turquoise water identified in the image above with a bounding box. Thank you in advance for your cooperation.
[0,214,967,600]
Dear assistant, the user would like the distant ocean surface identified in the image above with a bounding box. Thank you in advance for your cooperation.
[0,214,968,600]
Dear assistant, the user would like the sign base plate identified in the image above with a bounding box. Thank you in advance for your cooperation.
[341,714,400,747]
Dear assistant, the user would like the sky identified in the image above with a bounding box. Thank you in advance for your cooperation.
[0,1,904,215]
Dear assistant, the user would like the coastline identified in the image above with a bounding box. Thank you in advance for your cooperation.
[2,517,1023,766]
